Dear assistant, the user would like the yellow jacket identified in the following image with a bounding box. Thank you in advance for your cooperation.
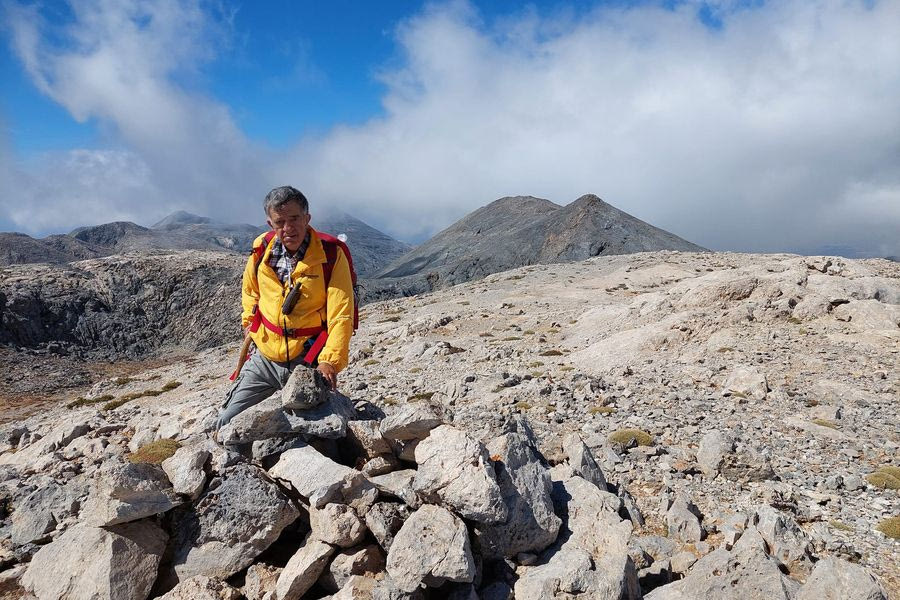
[241,228,354,371]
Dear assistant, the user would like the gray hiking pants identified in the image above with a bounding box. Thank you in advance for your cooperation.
[216,351,309,429]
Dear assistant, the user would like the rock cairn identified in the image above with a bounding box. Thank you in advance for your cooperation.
[0,372,891,599]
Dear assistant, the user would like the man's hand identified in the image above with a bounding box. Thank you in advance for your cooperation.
[317,362,337,390]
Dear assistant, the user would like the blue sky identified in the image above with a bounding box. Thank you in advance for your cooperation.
[1,0,899,257]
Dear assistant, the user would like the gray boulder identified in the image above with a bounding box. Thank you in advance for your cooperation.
[347,419,393,458]
[365,502,412,552]
[517,471,639,599]
[275,536,335,600]
[218,393,354,444]
[385,504,475,592]
[320,544,386,592]
[722,367,768,401]
[380,404,443,441]
[665,494,704,544]
[281,366,329,410]
[161,444,210,499]
[412,425,507,523]
[9,480,80,545]
[22,520,167,600]
[796,557,887,600]
[158,575,242,600]
[645,527,800,600]
[171,463,299,581]
[696,430,734,478]
[752,505,813,574]
[563,432,608,490]
[310,502,368,548]
[81,460,181,526]
[268,444,377,509]
[369,469,419,507]
[476,428,561,558]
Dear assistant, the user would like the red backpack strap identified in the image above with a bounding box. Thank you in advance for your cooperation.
[252,231,277,276]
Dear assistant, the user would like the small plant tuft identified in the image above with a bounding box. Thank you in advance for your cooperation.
[811,418,839,429]
[127,439,180,464]
[875,516,900,539]
[608,428,653,448]
[865,471,900,490]
[67,394,114,409]
[589,405,616,415]
[828,520,853,532]
[408,391,435,402]
[540,349,563,356]
[515,401,533,411]
[363,359,380,366]
[161,381,182,392]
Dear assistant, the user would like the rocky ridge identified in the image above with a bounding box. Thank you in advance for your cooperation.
[0,250,897,598]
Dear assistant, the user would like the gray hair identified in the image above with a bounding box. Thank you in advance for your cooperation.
[264,186,309,216]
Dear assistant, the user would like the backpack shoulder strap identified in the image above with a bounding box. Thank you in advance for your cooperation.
[252,231,277,277]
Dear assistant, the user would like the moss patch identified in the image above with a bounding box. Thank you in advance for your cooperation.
[67,394,114,409]
[408,391,435,402]
[515,402,533,411]
[127,439,180,464]
[875,516,900,539]
[161,380,182,392]
[865,472,900,490]
[811,418,839,429]
[875,465,900,480]
[608,428,653,448]
[828,520,854,532]
[540,349,563,356]
[589,406,616,415]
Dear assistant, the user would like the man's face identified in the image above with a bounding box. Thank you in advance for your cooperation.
[267,201,311,254]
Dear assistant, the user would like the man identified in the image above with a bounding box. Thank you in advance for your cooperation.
[216,186,354,429]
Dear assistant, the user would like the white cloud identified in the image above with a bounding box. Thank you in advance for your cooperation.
[3,0,899,257]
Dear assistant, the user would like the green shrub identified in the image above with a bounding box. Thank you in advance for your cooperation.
[875,516,900,539]
[127,439,180,464]
[608,429,653,448]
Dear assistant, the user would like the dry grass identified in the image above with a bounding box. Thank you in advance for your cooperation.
[875,516,900,539]
[608,428,653,448]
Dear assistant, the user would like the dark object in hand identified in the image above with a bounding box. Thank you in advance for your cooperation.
[282,283,302,314]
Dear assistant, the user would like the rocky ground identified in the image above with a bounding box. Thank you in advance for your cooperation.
[0,250,897,599]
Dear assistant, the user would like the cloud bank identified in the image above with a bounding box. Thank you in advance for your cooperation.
[3,0,899,257]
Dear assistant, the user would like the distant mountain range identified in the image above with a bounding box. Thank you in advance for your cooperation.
[0,210,411,277]
[366,194,705,299]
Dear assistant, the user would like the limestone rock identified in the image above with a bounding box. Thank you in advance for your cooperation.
[752,505,813,574]
[563,432,608,491]
[385,504,475,592]
[380,405,443,441]
[333,575,379,599]
[81,460,181,526]
[22,521,167,600]
[161,444,210,499]
[476,428,561,558]
[218,393,354,444]
[365,502,412,552]
[666,494,704,544]
[9,480,79,545]
[645,526,800,600]
[171,463,299,581]
[320,544,386,592]
[158,575,242,600]
[696,430,734,478]
[310,503,368,548]
[369,469,419,507]
[268,444,377,509]
[347,419,393,458]
[722,367,767,401]
[242,563,282,600]
[795,557,888,600]
[281,365,329,410]
[275,536,335,600]
[412,425,507,523]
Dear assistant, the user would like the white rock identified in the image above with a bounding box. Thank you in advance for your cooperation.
[157,575,242,600]
[268,444,376,509]
[796,557,888,600]
[722,367,767,401]
[161,444,210,499]
[310,503,368,548]
[81,460,181,526]
[385,504,475,593]
[22,521,167,600]
[275,536,335,600]
[412,425,507,523]
[380,404,443,441]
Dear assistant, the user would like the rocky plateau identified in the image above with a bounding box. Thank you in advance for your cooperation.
[0,249,897,599]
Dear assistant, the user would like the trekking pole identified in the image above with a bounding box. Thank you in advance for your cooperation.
[230,329,253,381]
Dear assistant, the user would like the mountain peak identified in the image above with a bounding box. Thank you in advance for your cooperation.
[152,211,215,229]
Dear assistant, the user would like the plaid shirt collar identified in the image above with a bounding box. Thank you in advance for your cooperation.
[268,230,311,285]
